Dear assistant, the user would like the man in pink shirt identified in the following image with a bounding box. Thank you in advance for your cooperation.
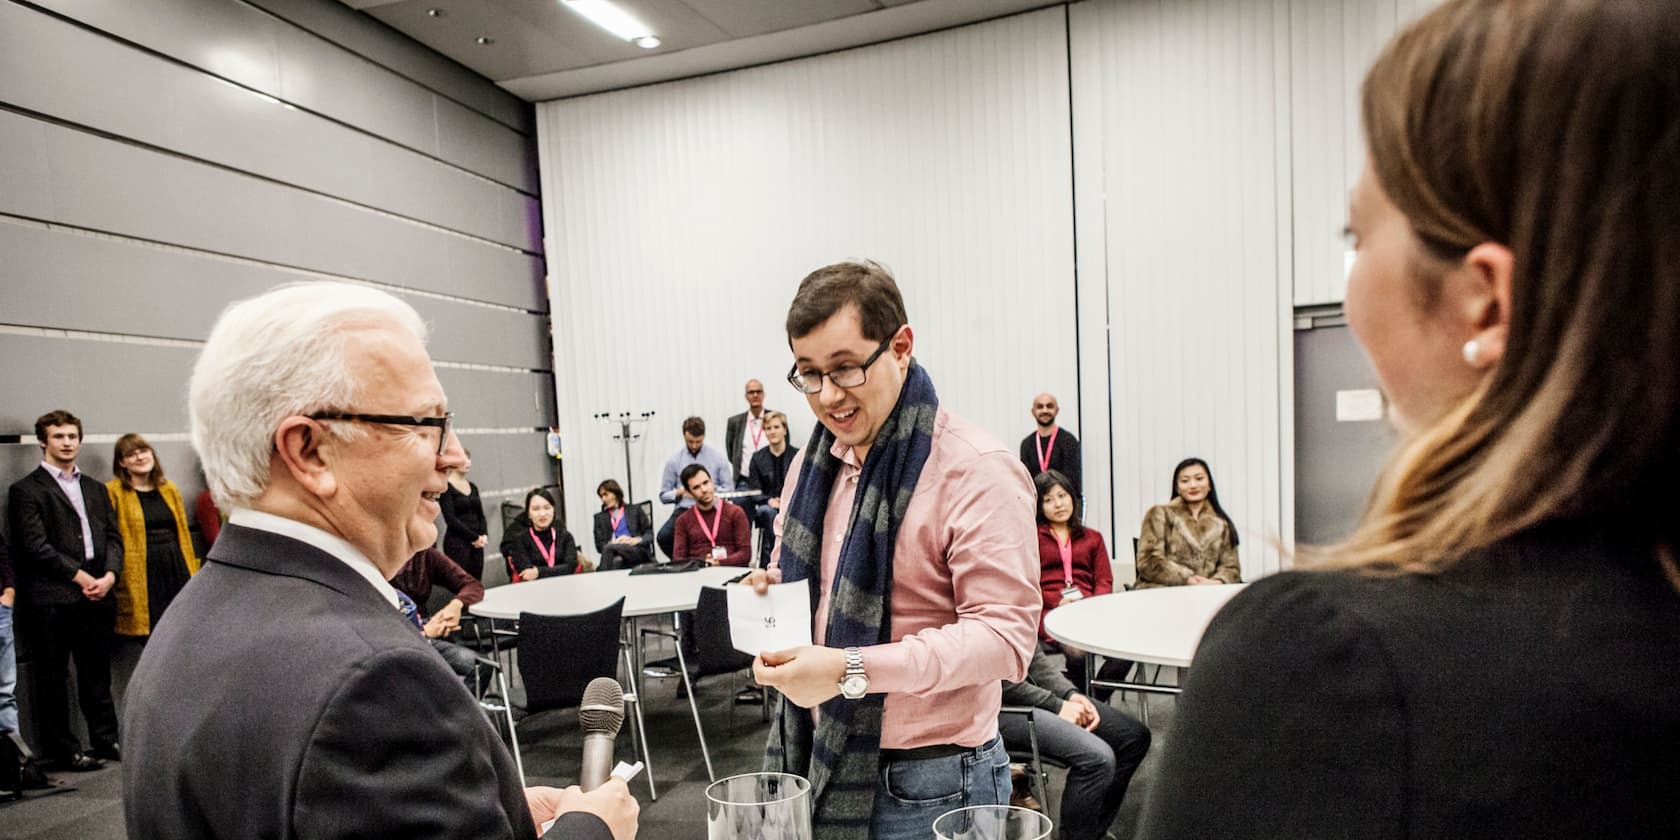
[747,260,1040,839]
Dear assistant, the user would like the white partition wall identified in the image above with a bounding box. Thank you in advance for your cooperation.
[537,9,1077,541]
[1069,0,1295,578]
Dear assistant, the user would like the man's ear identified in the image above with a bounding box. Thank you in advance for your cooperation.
[273,417,339,499]
[893,325,916,369]
[1454,242,1515,370]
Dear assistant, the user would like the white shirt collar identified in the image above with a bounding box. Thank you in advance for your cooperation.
[42,461,80,481]
[227,509,400,607]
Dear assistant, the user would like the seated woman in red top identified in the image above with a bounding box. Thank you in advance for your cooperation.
[506,488,586,581]
[1036,469,1127,692]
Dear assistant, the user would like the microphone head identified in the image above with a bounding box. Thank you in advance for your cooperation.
[578,677,625,737]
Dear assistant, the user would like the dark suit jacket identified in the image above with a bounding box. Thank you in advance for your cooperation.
[121,524,609,840]
[1136,519,1680,839]
[591,504,652,555]
[724,410,768,485]
[5,465,124,607]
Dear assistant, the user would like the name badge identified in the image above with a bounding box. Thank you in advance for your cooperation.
[712,546,727,561]
[1061,586,1084,603]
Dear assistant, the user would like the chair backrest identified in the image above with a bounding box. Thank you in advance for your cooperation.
[1132,537,1140,559]
[691,585,753,678]
[634,500,654,534]
[517,597,625,714]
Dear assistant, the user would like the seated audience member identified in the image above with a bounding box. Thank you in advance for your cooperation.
[746,410,799,566]
[107,434,202,641]
[1001,646,1150,840]
[656,417,733,560]
[440,453,489,580]
[671,465,750,566]
[506,489,586,581]
[592,480,653,570]
[1137,3,1680,838]
[1133,458,1241,589]
[1035,470,1127,690]
[390,547,488,693]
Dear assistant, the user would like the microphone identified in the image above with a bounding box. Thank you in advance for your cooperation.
[578,677,625,791]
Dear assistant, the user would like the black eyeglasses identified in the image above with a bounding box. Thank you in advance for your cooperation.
[308,412,454,456]
[786,332,897,395]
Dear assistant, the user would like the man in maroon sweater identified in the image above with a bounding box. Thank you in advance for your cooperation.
[391,547,487,692]
[671,465,751,566]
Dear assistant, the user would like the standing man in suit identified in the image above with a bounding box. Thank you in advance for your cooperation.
[5,409,123,773]
[724,379,771,487]
[121,282,636,840]
[1020,393,1082,501]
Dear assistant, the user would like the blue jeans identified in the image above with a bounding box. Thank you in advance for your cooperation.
[0,604,17,734]
[871,735,1010,840]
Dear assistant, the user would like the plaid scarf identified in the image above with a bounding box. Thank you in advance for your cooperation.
[765,359,939,838]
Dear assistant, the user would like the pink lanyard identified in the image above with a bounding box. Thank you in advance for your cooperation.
[1036,427,1059,473]
[749,417,764,449]
[610,507,624,531]
[529,527,557,567]
[695,505,724,547]
[1056,531,1075,589]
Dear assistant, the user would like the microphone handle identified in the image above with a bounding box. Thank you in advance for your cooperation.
[579,732,616,791]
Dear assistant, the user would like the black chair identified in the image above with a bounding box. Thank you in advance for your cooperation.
[642,585,766,782]
[516,598,657,798]
[999,705,1068,818]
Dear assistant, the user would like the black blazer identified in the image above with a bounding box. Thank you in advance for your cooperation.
[121,524,609,839]
[507,525,582,578]
[591,504,652,554]
[724,410,767,485]
[5,465,124,607]
[1136,520,1680,840]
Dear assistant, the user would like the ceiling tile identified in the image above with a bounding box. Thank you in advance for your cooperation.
[680,0,882,39]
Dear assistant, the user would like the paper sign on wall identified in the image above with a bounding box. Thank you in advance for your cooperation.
[1336,389,1385,422]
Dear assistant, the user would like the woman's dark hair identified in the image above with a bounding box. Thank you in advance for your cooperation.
[596,479,624,508]
[1033,469,1083,536]
[524,488,556,515]
[1170,457,1240,548]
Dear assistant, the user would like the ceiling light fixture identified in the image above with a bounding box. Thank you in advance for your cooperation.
[476,36,495,45]
[426,8,444,18]
[562,0,660,47]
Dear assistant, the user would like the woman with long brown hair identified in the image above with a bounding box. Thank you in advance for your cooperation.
[1138,2,1680,837]
[106,435,201,638]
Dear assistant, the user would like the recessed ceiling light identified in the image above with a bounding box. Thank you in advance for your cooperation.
[426,8,444,17]
[563,0,658,46]
[476,36,494,45]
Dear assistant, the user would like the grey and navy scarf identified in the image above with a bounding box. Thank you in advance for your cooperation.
[765,359,939,838]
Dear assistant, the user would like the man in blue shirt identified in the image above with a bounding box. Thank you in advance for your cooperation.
[655,416,733,560]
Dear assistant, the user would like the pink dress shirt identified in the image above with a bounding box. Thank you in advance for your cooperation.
[770,408,1040,749]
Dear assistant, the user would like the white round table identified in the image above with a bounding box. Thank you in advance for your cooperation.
[1043,583,1246,668]
[470,566,747,619]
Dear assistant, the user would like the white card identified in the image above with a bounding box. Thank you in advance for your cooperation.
[727,581,813,655]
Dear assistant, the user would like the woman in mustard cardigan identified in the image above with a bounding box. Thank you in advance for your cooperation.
[107,434,201,637]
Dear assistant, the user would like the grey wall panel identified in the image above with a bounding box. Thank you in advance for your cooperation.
[26,0,536,192]
[0,110,546,311]
[0,337,197,436]
[0,115,52,218]
[0,3,534,250]
[434,370,555,430]
[433,95,541,198]
[0,223,553,370]
[242,0,533,134]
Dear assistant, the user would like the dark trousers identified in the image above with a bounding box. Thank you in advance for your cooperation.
[15,600,119,760]
[998,702,1151,840]
[750,504,777,567]
[599,541,653,571]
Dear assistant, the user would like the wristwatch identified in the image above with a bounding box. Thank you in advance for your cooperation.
[838,646,870,700]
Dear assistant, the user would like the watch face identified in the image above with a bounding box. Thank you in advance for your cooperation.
[840,674,869,699]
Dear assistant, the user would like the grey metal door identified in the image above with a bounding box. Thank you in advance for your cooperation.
[1294,311,1396,545]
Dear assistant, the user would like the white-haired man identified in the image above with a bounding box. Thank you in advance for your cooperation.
[121,283,636,840]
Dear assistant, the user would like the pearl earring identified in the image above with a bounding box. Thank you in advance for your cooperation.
[1462,339,1481,367]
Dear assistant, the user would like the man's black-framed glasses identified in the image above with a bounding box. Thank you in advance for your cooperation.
[309,412,454,455]
[786,332,897,395]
